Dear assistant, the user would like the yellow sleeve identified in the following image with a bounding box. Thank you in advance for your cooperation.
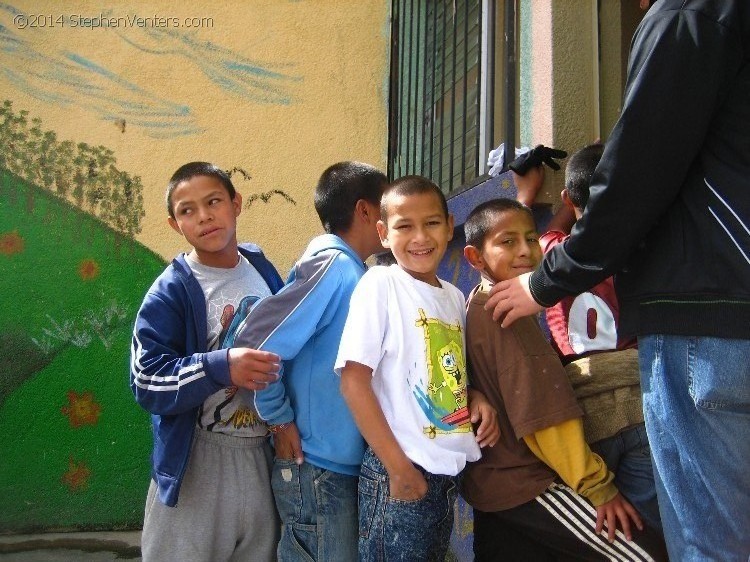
[522,418,618,506]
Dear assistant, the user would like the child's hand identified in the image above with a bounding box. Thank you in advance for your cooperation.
[512,166,545,207]
[388,463,428,501]
[468,388,500,448]
[272,421,304,465]
[595,492,643,543]
[228,348,280,391]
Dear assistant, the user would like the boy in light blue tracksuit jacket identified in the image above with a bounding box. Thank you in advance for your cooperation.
[227,162,387,561]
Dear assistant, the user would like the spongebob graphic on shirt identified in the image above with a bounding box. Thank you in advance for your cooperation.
[412,308,472,438]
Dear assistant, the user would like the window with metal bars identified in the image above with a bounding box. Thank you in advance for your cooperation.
[388,0,494,194]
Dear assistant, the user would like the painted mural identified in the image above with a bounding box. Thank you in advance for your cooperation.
[0,1,389,271]
[1,0,390,539]
[0,100,297,532]
[0,100,165,531]
[1,4,299,139]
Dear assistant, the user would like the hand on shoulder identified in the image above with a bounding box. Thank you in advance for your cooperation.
[485,272,544,326]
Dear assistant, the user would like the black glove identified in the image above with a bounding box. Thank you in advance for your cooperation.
[509,145,568,175]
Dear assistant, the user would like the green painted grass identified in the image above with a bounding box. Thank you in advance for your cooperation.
[0,170,165,532]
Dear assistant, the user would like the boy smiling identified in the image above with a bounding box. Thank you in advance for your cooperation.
[335,175,498,562]
[375,181,454,285]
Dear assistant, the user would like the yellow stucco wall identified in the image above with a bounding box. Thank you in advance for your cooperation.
[520,0,598,205]
[598,0,643,139]
[518,0,643,207]
[6,0,390,274]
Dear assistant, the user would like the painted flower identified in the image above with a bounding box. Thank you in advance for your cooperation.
[0,231,24,255]
[61,457,91,492]
[78,259,100,281]
[61,391,102,427]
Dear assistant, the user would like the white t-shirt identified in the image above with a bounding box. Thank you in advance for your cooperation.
[335,265,481,476]
[186,253,272,437]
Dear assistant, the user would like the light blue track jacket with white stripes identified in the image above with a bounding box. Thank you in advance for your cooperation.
[130,244,283,507]
[228,234,368,476]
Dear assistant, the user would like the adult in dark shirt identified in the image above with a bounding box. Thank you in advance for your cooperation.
[487,2,750,560]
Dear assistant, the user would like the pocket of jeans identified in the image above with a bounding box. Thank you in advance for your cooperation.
[285,525,317,562]
[358,472,379,539]
[387,490,428,504]
[272,458,302,523]
[385,475,456,527]
[687,338,750,413]
[386,466,428,504]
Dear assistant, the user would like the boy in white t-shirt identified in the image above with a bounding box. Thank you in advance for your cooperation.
[335,175,499,561]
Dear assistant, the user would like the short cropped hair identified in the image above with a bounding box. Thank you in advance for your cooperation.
[374,250,397,266]
[314,162,387,234]
[166,162,235,219]
[565,143,604,210]
[464,198,534,248]
[380,175,449,222]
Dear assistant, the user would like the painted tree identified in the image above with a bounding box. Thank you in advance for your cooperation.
[53,140,75,200]
[0,101,293,252]
[72,142,91,211]
[0,100,146,247]
[0,102,32,205]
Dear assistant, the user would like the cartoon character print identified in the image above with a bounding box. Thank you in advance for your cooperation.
[412,308,471,439]
[219,295,260,349]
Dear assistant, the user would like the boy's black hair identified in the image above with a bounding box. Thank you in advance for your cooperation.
[464,198,534,248]
[374,250,397,266]
[380,175,449,222]
[565,143,604,210]
[166,162,235,219]
[314,162,387,234]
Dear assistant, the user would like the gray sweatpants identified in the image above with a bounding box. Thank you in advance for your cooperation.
[141,430,279,562]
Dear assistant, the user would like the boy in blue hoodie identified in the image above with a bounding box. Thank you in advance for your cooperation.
[130,162,284,561]
[227,162,388,561]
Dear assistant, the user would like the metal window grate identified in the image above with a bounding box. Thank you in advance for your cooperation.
[389,0,490,194]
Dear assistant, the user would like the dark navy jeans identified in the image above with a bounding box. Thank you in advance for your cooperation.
[358,448,458,562]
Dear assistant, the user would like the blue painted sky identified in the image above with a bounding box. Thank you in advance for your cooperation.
[0,4,300,138]
[119,27,300,105]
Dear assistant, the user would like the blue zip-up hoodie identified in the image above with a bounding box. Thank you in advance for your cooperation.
[130,244,283,507]
[229,234,367,476]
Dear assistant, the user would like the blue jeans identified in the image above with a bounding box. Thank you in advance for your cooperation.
[639,335,750,562]
[591,422,662,533]
[271,459,358,562]
[358,448,458,562]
